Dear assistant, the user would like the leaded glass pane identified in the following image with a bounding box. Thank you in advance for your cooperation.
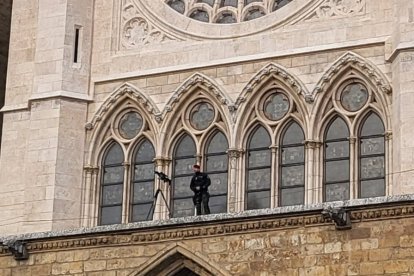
[174,158,196,175]
[326,117,349,140]
[280,187,304,206]
[281,166,304,187]
[209,173,228,194]
[101,206,122,225]
[209,195,227,214]
[133,182,154,203]
[221,0,238,7]
[360,179,385,198]
[206,155,228,171]
[104,143,123,165]
[361,137,385,156]
[248,149,271,167]
[134,164,154,181]
[175,135,196,157]
[360,156,385,179]
[190,102,215,130]
[135,140,155,162]
[282,122,304,145]
[247,191,270,209]
[282,147,304,164]
[245,0,262,5]
[249,126,271,149]
[244,8,265,21]
[173,198,194,217]
[197,0,214,6]
[190,9,209,22]
[247,168,271,190]
[103,166,124,184]
[168,0,185,13]
[361,113,385,137]
[325,141,349,159]
[325,183,350,202]
[207,132,228,153]
[325,160,349,183]
[119,112,143,139]
[102,185,123,205]
[131,203,152,222]
[174,176,193,197]
[216,12,237,24]
[264,93,289,121]
[340,83,369,112]
[273,0,292,11]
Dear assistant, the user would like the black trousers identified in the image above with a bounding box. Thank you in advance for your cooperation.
[193,192,210,215]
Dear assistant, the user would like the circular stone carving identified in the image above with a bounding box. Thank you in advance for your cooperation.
[264,92,290,121]
[119,112,143,139]
[190,102,215,130]
[340,83,369,112]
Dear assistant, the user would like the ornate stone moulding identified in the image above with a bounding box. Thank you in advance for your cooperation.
[132,0,318,39]
[1,195,414,255]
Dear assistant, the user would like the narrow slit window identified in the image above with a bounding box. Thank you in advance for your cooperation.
[74,27,81,63]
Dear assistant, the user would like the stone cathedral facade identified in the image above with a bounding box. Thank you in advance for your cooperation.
[0,0,414,275]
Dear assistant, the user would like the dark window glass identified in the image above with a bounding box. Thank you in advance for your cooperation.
[190,102,215,130]
[190,9,209,22]
[244,8,265,21]
[131,140,155,222]
[246,126,271,210]
[324,117,350,202]
[273,0,292,11]
[167,0,186,13]
[340,83,369,112]
[221,0,238,7]
[197,0,214,7]
[173,135,196,217]
[280,122,305,206]
[264,92,289,121]
[216,12,237,24]
[205,132,228,214]
[359,113,385,198]
[119,112,143,139]
[100,143,124,225]
[245,0,262,5]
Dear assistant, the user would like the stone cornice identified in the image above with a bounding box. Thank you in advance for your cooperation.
[2,195,414,256]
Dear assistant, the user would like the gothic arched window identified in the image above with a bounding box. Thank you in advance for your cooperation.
[323,117,350,202]
[280,122,305,206]
[172,134,197,217]
[100,142,124,225]
[131,139,155,222]
[359,112,385,198]
[246,126,271,210]
[205,131,228,213]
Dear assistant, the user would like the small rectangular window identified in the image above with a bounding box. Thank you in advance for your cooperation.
[73,26,82,64]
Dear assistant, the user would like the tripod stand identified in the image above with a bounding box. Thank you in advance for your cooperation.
[146,172,172,220]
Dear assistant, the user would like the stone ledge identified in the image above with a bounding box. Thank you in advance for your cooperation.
[1,194,414,244]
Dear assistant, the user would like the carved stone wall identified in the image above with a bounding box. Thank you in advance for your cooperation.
[1,200,414,275]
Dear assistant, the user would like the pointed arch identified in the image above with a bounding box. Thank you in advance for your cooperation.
[86,82,161,165]
[234,63,309,148]
[311,52,392,141]
[160,73,233,156]
[311,52,392,99]
[132,243,231,276]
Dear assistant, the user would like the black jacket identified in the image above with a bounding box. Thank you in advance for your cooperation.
[190,172,211,194]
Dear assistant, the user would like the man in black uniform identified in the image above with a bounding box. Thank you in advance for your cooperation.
[190,164,211,215]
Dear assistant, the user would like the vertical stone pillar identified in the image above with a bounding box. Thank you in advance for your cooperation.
[349,137,357,199]
[227,149,243,212]
[305,140,322,204]
[390,0,414,194]
[270,145,278,207]
[154,157,172,220]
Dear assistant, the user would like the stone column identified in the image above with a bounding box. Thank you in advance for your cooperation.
[349,137,357,199]
[390,0,414,194]
[154,157,172,220]
[227,149,243,213]
[81,165,98,228]
[269,145,278,207]
[304,140,322,204]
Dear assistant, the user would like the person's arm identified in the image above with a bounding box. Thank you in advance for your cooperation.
[190,176,196,192]
[204,174,211,189]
